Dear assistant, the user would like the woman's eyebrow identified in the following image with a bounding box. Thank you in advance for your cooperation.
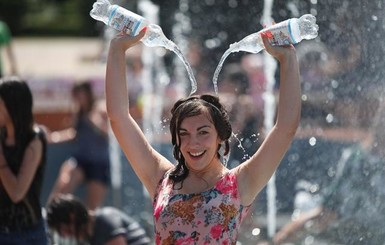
[197,125,211,130]
[179,125,211,131]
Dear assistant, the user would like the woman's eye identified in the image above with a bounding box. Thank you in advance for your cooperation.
[199,131,208,135]
[179,132,188,137]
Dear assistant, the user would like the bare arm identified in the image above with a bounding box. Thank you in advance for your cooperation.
[49,101,109,144]
[0,137,43,203]
[273,207,337,244]
[236,33,301,205]
[90,99,109,136]
[48,127,76,144]
[44,114,77,144]
[105,30,173,198]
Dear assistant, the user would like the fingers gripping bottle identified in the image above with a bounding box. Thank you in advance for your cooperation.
[90,0,174,50]
[230,14,319,53]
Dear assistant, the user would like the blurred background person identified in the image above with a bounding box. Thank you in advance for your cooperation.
[47,80,111,210]
[217,62,263,168]
[46,193,151,245]
[240,53,266,114]
[257,98,385,245]
[0,18,17,77]
[0,77,48,244]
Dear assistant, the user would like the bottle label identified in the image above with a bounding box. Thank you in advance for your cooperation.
[265,19,297,45]
[108,6,143,36]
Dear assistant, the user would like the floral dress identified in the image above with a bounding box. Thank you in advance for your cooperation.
[153,171,251,245]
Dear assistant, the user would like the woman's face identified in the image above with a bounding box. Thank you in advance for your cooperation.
[178,113,220,171]
[0,98,9,127]
[73,90,89,110]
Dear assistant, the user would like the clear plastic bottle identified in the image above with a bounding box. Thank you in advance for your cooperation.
[212,14,318,94]
[90,0,198,95]
[90,0,174,50]
[229,14,319,53]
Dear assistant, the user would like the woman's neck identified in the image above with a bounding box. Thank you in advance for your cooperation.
[189,159,227,183]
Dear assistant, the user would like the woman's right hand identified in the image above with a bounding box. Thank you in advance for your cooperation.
[110,28,147,52]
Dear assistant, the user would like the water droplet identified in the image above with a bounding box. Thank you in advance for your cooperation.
[309,137,317,146]
[326,113,334,123]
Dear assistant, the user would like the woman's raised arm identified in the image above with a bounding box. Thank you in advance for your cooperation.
[236,32,301,206]
[105,30,173,198]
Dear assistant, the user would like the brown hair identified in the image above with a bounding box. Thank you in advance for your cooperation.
[71,80,95,116]
[46,194,89,241]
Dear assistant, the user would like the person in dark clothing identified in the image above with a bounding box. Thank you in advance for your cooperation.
[46,194,151,245]
[258,103,385,245]
[0,76,48,244]
[47,81,110,210]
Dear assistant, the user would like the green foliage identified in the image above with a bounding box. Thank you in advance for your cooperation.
[1,0,100,36]
[0,0,28,35]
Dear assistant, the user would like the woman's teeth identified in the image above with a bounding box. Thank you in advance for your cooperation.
[190,151,204,157]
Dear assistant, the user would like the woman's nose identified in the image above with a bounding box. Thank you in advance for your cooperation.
[188,135,201,147]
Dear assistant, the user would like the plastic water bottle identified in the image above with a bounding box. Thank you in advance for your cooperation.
[212,14,318,94]
[230,14,319,53]
[90,0,174,50]
[90,0,198,95]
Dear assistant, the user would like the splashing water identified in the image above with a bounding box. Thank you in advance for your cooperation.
[212,48,235,94]
[232,132,246,152]
[164,41,197,96]
[171,0,195,96]
[262,0,278,238]
[143,23,197,96]
[139,1,166,143]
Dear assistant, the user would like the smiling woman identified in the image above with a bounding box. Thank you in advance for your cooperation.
[105,28,301,244]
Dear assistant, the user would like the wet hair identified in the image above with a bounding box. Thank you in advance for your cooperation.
[71,80,95,116]
[0,77,35,158]
[169,94,232,187]
[46,194,89,241]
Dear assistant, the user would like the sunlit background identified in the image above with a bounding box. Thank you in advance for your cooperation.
[1,0,385,244]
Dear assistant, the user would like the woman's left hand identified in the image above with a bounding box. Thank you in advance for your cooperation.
[261,32,296,61]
